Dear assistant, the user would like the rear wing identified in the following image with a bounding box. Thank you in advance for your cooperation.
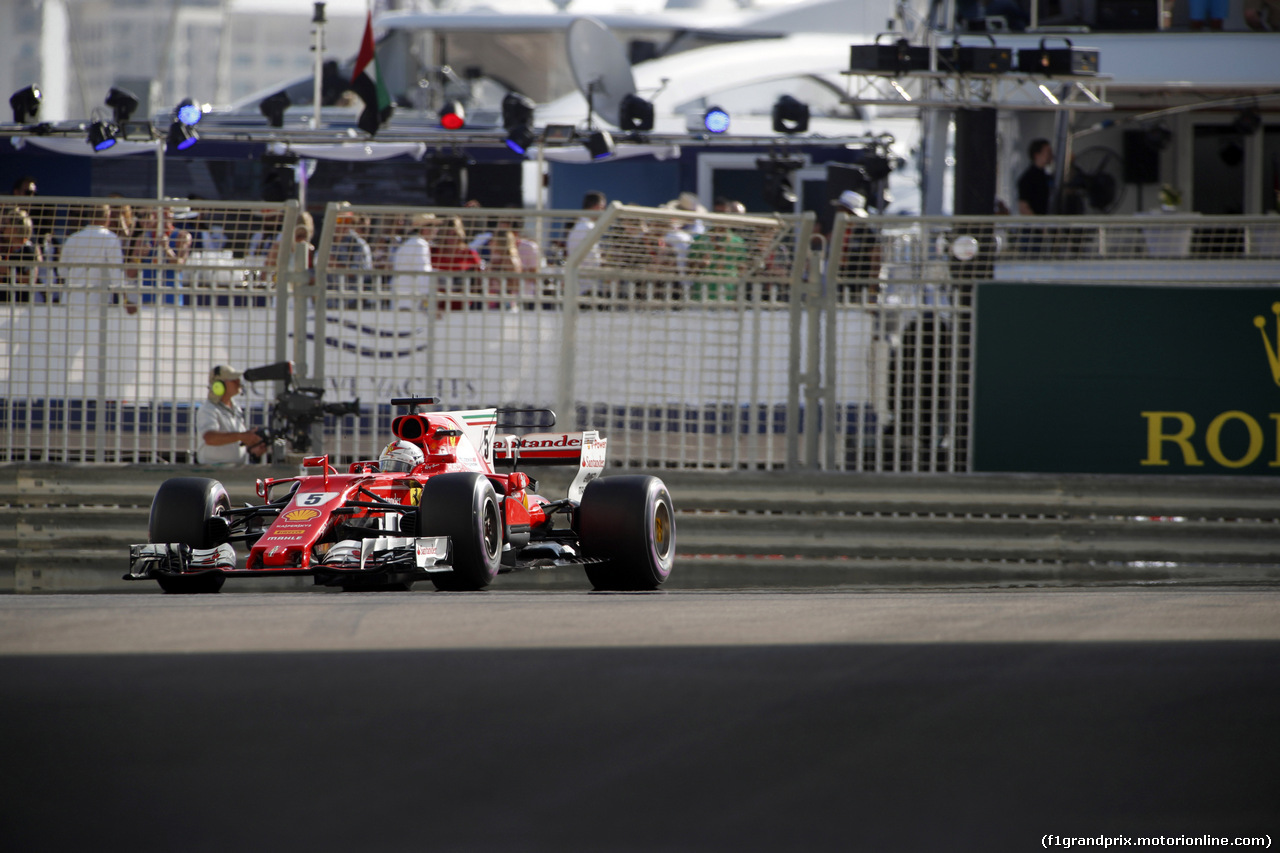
[494,431,607,502]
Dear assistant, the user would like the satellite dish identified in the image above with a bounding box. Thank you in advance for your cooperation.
[566,17,636,130]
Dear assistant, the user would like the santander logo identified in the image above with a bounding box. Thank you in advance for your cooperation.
[519,434,582,449]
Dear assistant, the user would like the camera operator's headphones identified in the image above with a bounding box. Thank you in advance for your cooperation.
[209,365,240,400]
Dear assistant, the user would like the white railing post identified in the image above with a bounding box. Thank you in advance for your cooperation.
[558,203,618,431]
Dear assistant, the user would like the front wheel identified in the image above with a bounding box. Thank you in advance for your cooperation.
[156,572,226,595]
[149,477,231,594]
[579,476,675,591]
[419,473,503,591]
[149,477,230,549]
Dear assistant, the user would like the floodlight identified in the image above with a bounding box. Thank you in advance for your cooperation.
[502,92,535,130]
[87,120,119,151]
[106,87,139,125]
[10,85,41,123]
[260,91,291,128]
[167,120,198,153]
[440,101,466,130]
[771,95,810,134]
[506,125,537,156]
[618,93,654,132]
[176,98,203,126]
[584,129,615,160]
[502,92,537,155]
[703,106,730,134]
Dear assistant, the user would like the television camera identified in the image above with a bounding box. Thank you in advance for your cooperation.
[241,361,360,454]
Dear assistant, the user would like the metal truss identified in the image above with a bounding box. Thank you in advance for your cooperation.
[843,70,1112,112]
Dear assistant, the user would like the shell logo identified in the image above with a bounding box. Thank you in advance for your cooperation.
[283,509,321,522]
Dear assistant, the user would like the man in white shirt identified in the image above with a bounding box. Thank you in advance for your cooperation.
[565,191,606,296]
[58,203,129,309]
[565,190,606,267]
[391,212,435,311]
[195,365,269,465]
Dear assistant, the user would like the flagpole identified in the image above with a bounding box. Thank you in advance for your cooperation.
[311,3,326,131]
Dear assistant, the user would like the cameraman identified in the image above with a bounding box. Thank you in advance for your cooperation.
[195,365,268,464]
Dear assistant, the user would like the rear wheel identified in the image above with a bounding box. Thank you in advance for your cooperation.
[148,477,230,594]
[579,476,675,591]
[419,473,503,591]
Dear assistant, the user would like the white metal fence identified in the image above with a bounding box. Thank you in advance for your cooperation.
[2,196,1278,471]
[0,197,298,464]
[306,201,804,468]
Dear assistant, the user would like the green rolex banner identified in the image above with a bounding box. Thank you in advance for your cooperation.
[350,11,392,135]
[974,283,1280,475]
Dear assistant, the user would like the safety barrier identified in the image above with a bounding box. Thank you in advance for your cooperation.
[0,197,296,464]
[3,197,1279,472]
[2,465,1277,592]
[305,202,804,468]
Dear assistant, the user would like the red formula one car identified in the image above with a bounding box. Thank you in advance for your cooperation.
[126,397,675,593]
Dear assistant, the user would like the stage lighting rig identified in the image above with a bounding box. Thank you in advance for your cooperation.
[167,120,197,153]
[175,98,203,126]
[10,85,41,123]
[772,95,810,134]
[584,129,615,160]
[165,97,202,153]
[619,93,655,133]
[703,106,730,134]
[848,37,930,73]
[439,100,466,130]
[106,87,140,125]
[88,120,119,151]
[502,92,536,155]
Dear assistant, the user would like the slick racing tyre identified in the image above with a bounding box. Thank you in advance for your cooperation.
[420,473,503,591]
[579,476,675,591]
[148,477,230,594]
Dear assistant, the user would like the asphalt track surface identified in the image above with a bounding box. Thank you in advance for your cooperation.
[3,587,1279,852]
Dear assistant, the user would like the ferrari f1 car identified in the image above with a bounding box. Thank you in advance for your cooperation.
[126,397,675,593]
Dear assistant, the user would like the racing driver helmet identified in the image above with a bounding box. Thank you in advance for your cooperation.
[379,440,424,473]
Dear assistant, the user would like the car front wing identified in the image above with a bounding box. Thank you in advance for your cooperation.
[125,536,451,580]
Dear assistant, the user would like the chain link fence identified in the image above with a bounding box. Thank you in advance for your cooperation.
[0,196,297,463]
[307,202,803,467]
[3,195,1278,471]
[824,212,1280,473]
